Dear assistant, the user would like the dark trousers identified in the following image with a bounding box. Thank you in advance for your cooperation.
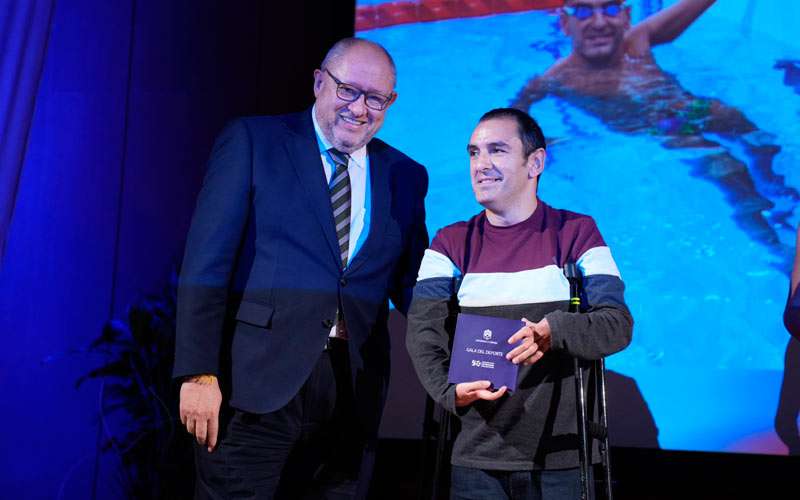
[450,465,591,500]
[194,341,373,500]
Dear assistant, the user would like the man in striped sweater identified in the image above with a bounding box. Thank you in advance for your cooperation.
[406,108,633,499]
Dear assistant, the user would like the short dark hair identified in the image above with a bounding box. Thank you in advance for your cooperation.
[478,108,546,156]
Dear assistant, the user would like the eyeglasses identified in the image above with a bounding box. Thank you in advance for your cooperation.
[564,1,625,21]
[324,69,393,111]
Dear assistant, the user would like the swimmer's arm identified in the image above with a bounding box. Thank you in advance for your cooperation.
[510,75,547,111]
[636,0,716,46]
[785,226,800,338]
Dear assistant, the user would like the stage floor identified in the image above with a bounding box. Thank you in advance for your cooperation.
[370,439,800,500]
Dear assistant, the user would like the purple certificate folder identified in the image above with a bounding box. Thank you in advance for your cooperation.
[448,313,522,392]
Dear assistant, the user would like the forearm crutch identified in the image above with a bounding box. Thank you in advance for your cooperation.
[564,263,613,500]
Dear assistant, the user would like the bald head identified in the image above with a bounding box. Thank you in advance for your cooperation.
[321,38,397,88]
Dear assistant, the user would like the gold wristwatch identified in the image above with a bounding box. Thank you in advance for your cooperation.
[184,374,217,385]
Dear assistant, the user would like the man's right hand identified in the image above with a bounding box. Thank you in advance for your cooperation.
[180,375,222,452]
[455,380,507,407]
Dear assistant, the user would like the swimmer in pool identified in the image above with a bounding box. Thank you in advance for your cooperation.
[513,0,798,262]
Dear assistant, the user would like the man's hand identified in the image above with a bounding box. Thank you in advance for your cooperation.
[455,380,507,407]
[180,375,222,452]
[506,317,552,366]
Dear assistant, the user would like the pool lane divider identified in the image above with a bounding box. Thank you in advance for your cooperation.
[356,0,564,31]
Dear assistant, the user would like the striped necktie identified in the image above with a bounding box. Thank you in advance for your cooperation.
[328,148,351,268]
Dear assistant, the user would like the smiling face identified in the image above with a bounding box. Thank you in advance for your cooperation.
[313,44,397,153]
[561,0,631,65]
[468,117,544,225]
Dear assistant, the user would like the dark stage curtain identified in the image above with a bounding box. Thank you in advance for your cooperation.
[0,0,56,264]
[0,1,354,497]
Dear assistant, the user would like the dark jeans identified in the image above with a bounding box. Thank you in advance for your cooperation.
[450,465,591,500]
[194,342,373,500]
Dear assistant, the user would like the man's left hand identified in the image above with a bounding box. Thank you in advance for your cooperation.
[506,317,552,365]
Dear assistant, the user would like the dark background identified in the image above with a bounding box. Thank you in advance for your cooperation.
[0,1,353,497]
[1,1,798,499]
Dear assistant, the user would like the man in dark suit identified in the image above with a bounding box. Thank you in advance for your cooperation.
[173,38,429,499]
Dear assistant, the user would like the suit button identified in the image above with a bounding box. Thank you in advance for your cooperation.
[322,319,334,329]
[339,278,347,287]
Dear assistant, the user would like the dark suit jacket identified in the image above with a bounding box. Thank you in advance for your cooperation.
[174,110,428,435]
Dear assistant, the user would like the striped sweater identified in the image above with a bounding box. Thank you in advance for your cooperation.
[406,200,633,470]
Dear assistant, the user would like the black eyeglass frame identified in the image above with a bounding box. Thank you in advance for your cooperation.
[563,1,626,21]
[324,69,394,111]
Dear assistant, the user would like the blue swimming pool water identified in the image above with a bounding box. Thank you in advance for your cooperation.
[360,1,800,453]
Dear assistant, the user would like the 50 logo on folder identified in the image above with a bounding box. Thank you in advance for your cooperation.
[447,313,522,392]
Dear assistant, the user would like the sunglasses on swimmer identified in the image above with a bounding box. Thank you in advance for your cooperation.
[564,1,626,21]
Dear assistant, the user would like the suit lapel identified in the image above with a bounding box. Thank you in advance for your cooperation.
[283,111,341,267]
[346,140,391,275]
